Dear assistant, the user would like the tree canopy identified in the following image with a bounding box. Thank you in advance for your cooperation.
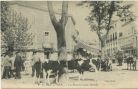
[1,1,33,52]
[80,1,136,47]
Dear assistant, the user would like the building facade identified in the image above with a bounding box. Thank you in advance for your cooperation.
[10,2,76,52]
[103,20,138,57]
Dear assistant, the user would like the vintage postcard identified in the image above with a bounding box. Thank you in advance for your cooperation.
[1,1,138,89]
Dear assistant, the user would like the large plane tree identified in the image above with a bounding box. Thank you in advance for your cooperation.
[47,1,68,60]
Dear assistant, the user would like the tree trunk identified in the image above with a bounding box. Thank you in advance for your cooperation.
[47,1,68,60]
[99,38,105,56]
[56,25,67,60]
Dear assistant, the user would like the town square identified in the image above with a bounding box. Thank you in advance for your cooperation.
[1,1,138,88]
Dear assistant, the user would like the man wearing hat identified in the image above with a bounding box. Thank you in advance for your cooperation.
[14,51,23,79]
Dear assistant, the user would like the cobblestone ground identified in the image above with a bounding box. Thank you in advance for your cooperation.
[1,63,138,88]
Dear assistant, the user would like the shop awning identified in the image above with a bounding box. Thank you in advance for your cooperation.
[74,41,100,54]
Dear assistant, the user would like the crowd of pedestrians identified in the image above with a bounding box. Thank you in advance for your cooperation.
[1,51,23,79]
[1,50,137,81]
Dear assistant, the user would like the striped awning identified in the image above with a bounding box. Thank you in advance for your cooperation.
[75,41,100,54]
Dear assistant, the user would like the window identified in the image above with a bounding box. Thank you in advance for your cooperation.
[45,32,49,36]
[110,35,112,42]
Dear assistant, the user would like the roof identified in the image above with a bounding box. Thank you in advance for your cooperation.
[9,1,76,25]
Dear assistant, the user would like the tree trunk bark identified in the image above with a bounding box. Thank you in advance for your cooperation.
[56,25,67,60]
[100,39,105,55]
[99,38,106,71]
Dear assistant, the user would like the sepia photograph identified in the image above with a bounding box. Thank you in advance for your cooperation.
[1,1,138,88]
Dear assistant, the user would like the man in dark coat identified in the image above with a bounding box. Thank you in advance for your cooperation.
[96,55,101,71]
[126,55,134,70]
[14,51,22,79]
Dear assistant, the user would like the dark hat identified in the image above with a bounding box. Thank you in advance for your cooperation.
[33,50,37,54]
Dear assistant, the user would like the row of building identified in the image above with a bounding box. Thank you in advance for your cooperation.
[103,20,138,58]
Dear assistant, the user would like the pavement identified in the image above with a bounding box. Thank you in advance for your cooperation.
[1,63,138,88]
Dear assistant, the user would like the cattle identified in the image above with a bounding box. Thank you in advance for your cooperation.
[66,58,98,80]
[42,60,65,85]
[42,59,79,85]
[41,58,98,85]
[33,52,114,85]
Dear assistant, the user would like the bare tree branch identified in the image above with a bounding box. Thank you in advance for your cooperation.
[105,1,114,37]
[60,1,68,28]
[47,1,58,27]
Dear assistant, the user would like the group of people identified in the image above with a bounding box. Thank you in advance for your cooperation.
[1,51,23,79]
[125,54,137,70]
[2,49,136,83]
